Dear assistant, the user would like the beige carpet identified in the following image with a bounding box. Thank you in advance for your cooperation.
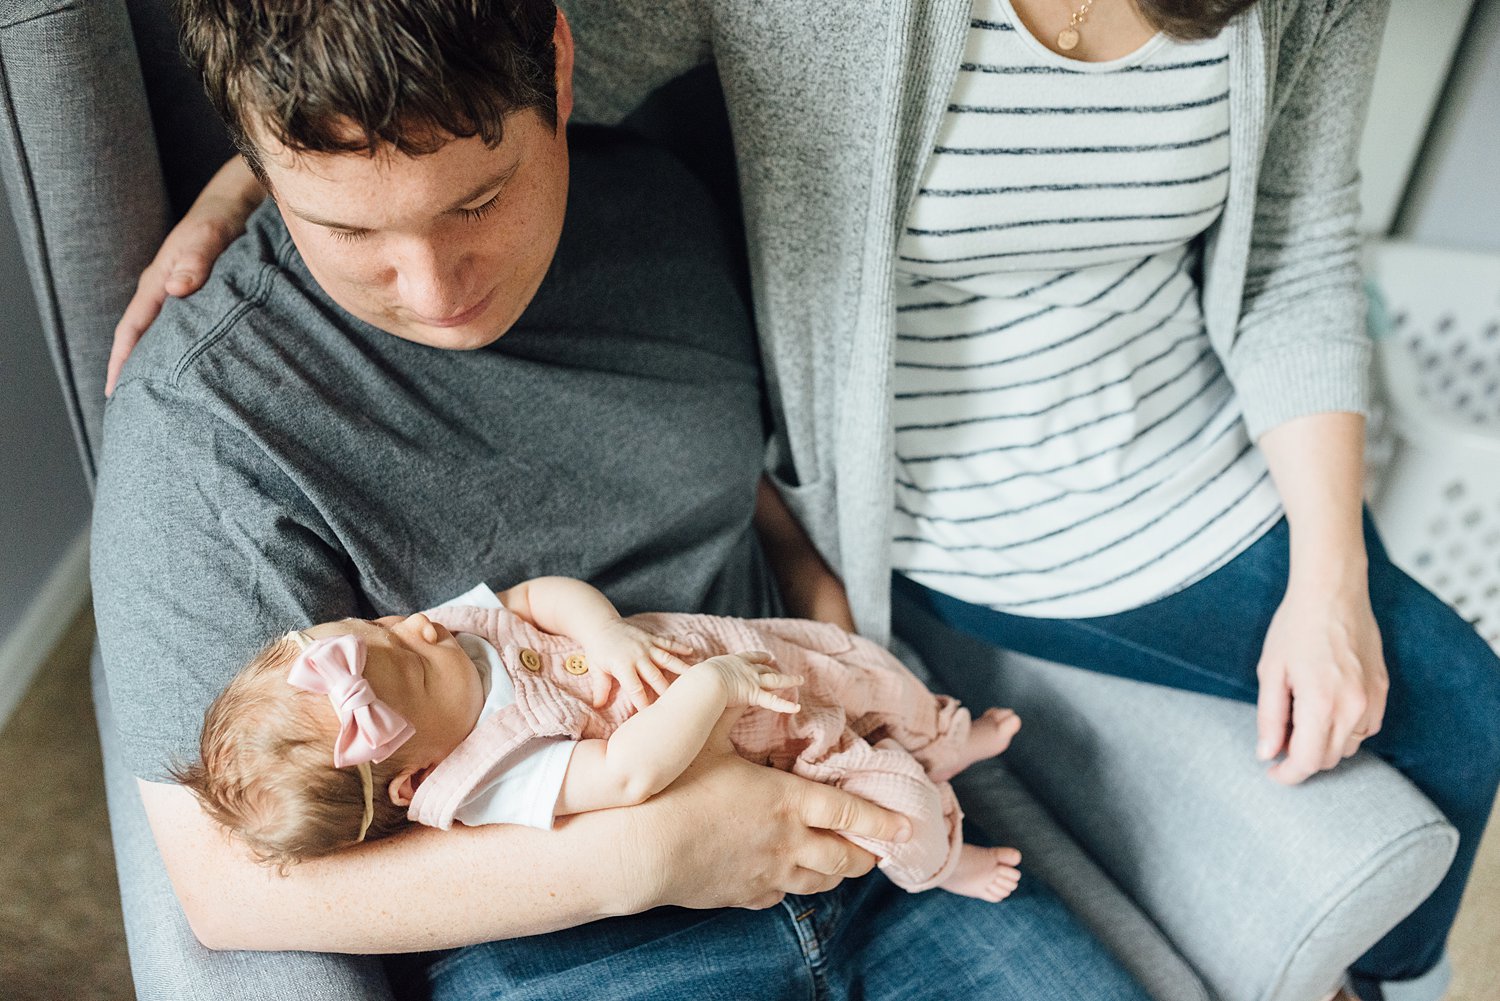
[1,609,1496,1001]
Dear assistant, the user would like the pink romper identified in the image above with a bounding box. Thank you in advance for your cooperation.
[411,605,972,891]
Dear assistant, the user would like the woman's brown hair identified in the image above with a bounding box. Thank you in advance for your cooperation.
[1134,0,1260,40]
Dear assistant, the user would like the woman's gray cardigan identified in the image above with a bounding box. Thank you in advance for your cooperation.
[564,0,1388,641]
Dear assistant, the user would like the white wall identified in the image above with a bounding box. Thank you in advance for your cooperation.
[0,186,93,726]
[1395,0,1500,251]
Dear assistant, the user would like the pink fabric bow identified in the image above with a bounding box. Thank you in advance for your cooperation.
[286,634,416,767]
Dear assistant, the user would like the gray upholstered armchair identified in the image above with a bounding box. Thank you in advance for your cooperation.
[0,2,1458,999]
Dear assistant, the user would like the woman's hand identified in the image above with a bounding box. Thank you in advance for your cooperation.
[1256,567,1389,785]
[106,156,265,396]
[696,650,803,713]
[581,620,695,711]
[1256,412,1387,785]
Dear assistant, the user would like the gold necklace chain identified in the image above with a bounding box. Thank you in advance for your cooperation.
[1057,0,1096,51]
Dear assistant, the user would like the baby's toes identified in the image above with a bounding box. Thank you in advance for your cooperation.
[991,846,1022,867]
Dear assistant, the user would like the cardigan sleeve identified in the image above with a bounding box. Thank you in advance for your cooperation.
[1223,0,1390,439]
[562,0,714,125]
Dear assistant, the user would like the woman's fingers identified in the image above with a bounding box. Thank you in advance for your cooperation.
[1269,686,1332,785]
[1254,659,1291,762]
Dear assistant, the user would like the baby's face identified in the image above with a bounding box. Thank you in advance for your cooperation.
[308,613,485,768]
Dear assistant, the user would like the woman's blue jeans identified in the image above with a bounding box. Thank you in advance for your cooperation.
[426,866,1153,1001]
[894,512,1500,997]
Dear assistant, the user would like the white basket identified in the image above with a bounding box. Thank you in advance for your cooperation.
[1366,240,1500,653]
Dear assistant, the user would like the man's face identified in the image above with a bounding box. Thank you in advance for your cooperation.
[252,19,573,351]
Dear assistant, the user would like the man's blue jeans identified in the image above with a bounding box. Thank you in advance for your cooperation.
[426,868,1153,1000]
[894,513,1500,998]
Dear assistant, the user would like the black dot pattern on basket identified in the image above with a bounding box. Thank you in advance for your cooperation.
[1408,486,1500,651]
[1405,305,1500,427]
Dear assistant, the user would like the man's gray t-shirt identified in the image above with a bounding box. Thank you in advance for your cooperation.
[92,131,775,782]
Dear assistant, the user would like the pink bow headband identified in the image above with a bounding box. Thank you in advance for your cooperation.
[285,632,416,769]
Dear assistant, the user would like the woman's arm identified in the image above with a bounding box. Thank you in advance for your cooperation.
[1255,412,1388,785]
[555,652,801,815]
[107,155,265,395]
[754,476,856,630]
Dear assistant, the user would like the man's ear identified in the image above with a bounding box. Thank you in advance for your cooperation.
[553,8,576,126]
[387,767,426,807]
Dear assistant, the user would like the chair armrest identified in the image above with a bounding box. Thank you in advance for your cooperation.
[893,593,1457,1001]
[90,648,397,1001]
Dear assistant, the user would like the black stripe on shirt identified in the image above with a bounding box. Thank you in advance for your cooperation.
[895,343,1213,434]
[970,18,1015,30]
[898,255,1187,365]
[897,415,1241,528]
[897,446,1263,574]
[896,406,1239,508]
[898,368,1226,464]
[896,294,985,314]
[904,204,1223,238]
[899,236,1185,267]
[933,128,1229,157]
[895,371,1230,492]
[947,91,1228,116]
[896,307,1200,400]
[970,474,1276,608]
[958,54,1228,76]
[918,167,1230,198]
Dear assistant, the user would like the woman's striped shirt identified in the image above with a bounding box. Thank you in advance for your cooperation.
[891,0,1283,618]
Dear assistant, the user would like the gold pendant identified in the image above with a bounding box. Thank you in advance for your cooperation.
[1057,27,1080,50]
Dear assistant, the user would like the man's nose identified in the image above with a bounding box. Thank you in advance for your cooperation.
[392,240,475,321]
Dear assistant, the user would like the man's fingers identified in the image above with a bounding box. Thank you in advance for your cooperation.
[796,783,910,844]
[783,867,846,897]
[790,829,879,879]
[1255,660,1291,762]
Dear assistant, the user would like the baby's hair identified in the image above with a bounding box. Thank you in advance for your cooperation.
[173,629,412,870]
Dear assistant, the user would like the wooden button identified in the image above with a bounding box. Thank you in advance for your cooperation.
[519,648,542,672]
[564,654,589,675]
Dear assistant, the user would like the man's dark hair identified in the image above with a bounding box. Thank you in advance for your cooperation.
[1135,0,1259,40]
[176,0,558,177]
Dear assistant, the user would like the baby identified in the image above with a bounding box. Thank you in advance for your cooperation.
[177,578,1024,901]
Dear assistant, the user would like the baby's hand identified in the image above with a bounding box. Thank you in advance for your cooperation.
[581,621,696,711]
[696,651,803,714]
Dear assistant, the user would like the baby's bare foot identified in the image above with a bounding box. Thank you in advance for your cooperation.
[940,844,1022,902]
[932,708,1021,781]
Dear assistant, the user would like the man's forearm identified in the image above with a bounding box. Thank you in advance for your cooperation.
[141,780,639,953]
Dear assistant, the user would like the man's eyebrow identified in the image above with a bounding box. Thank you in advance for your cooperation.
[289,163,520,231]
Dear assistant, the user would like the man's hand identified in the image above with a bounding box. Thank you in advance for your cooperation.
[580,620,695,711]
[1256,572,1388,785]
[106,156,265,396]
[605,727,910,911]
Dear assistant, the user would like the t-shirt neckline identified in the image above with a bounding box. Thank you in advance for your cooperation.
[992,0,1169,73]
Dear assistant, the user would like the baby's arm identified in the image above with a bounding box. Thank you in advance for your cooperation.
[498,576,694,709]
[554,652,802,815]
